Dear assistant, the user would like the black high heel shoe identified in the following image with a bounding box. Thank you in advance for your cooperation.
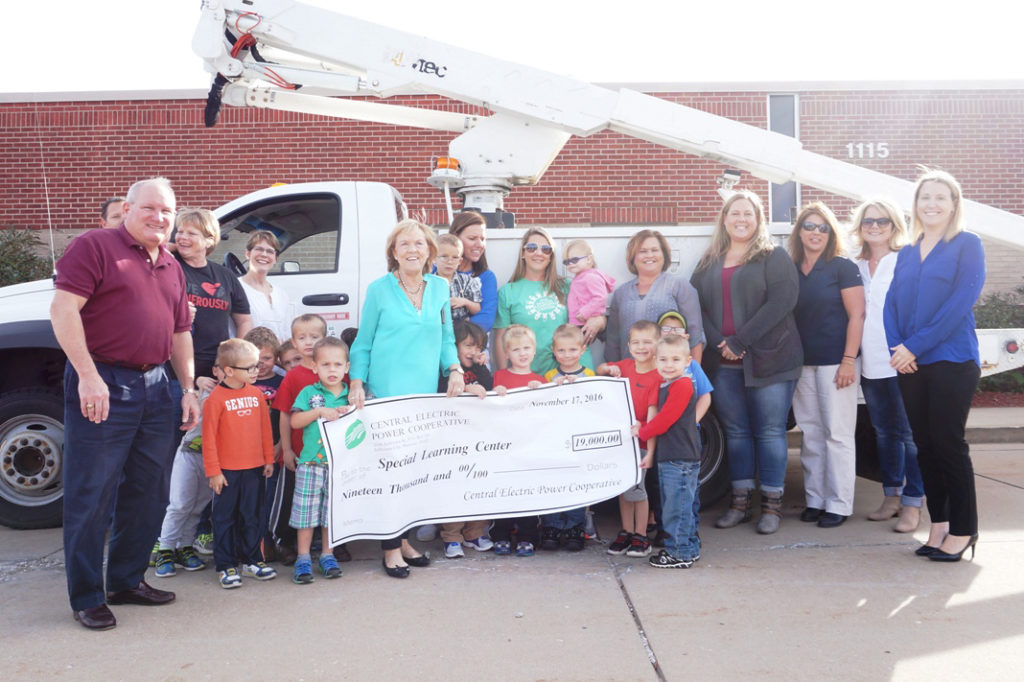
[914,544,941,557]
[382,558,410,578]
[928,534,979,562]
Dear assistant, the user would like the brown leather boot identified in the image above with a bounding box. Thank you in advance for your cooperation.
[893,505,921,533]
[867,495,902,521]
[715,488,753,528]
[756,491,784,534]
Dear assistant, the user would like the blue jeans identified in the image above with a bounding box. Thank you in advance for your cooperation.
[711,368,796,492]
[861,376,924,505]
[658,459,701,560]
[541,507,586,530]
[62,363,176,611]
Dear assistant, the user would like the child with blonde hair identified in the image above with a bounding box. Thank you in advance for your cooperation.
[564,238,614,342]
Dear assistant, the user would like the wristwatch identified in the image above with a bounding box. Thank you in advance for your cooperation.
[181,388,198,396]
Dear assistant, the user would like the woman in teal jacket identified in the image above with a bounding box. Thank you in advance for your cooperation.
[349,219,464,577]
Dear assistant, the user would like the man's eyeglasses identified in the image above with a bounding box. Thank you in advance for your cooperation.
[524,243,553,254]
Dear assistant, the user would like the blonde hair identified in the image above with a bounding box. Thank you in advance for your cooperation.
[509,227,566,304]
[657,333,691,355]
[788,201,845,265]
[291,314,327,337]
[215,338,259,368]
[436,233,463,253]
[385,219,438,274]
[551,323,585,347]
[246,230,281,253]
[501,324,537,351]
[313,336,349,362]
[175,208,220,255]
[849,198,909,260]
[564,239,597,269]
[912,168,965,242]
[696,190,775,272]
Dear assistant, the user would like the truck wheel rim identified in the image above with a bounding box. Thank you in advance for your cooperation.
[0,414,63,507]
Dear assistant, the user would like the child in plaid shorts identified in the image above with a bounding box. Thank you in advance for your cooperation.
[289,337,351,584]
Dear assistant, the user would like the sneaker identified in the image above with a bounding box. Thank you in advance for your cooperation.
[564,525,585,552]
[583,509,598,540]
[626,534,652,557]
[332,543,352,562]
[606,530,632,555]
[464,535,494,552]
[515,541,535,557]
[148,542,161,567]
[219,567,243,588]
[493,540,512,556]
[415,524,438,542]
[242,561,277,580]
[292,559,314,584]
[444,542,465,559]
[153,549,176,578]
[540,526,561,551]
[648,549,693,569]
[175,546,206,571]
[193,533,214,555]
[318,555,342,579]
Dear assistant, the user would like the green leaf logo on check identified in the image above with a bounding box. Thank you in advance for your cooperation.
[345,420,367,450]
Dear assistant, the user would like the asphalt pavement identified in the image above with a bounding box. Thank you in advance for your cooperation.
[1,438,1022,681]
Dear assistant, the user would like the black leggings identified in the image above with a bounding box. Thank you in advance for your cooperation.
[898,361,980,536]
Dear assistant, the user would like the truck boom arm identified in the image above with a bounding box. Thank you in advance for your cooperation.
[194,0,1024,245]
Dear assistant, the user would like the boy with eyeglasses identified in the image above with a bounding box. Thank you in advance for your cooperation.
[435,233,482,321]
[202,339,277,588]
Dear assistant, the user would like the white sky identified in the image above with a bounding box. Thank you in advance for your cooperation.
[4,0,1019,95]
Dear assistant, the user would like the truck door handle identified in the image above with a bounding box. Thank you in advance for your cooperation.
[302,294,349,306]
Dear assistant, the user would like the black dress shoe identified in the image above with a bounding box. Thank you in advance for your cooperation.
[928,533,979,562]
[106,581,175,606]
[382,558,410,578]
[402,552,430,568]
[73,604,116,630]
[817,512,847,528]
[799,507,824,523]
[914,544,941,557]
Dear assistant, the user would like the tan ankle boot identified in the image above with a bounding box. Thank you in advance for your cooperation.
[715,489,753,528]
[893,505,921,533]
[867,495,901,521]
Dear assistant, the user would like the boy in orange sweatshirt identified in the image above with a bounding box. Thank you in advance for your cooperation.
[203,339,276,588]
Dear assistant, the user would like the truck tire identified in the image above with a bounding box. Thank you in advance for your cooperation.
[0,389,64,529]
[699,410,729,506]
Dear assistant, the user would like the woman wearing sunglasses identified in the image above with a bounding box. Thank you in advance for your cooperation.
[690,191,801,534]
[788,202,864,529]
[494,228,592,375]
[851,199,924,533]
[604,229,705,364]
[884,169,985,562]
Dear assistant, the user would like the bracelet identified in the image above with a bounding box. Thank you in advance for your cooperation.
[843,354,856,359]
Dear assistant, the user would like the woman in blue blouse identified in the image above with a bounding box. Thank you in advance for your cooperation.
[884,170,985,562]
[449,211,498,331]
[788,202,864,529]
[349,219,465,577]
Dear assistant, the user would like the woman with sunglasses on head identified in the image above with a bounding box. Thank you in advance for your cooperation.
[604,229,705,364]
[884,169,985,562]
[494,228,592,375]
[690,191,802,534]
[449,211,498,331]
[851,199,924,533]
[788,202,865,529]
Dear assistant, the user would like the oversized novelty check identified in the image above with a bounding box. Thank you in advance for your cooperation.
[322,377,640,545]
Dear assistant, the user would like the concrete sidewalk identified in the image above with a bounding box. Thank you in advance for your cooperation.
[966,407,1024,442]
[2,443,1022,681]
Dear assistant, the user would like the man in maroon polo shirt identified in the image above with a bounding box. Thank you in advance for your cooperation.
[50,177,200,631]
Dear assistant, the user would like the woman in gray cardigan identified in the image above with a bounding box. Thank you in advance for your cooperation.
[690,191,803,534]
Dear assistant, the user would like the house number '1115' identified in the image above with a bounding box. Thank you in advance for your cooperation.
[846,142,890,159]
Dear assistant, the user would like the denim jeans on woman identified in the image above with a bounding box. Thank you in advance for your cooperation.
[860,375,923,506]
[711,367,796,492]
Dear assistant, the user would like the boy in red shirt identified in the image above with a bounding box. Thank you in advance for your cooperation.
[203,339,276,588]
[597,320,662,558]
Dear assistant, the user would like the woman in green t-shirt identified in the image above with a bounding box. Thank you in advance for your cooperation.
[494,228,592,375]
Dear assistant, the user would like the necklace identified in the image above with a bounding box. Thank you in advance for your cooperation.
[397,272,424,307]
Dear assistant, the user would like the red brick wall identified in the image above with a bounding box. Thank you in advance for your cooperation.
[2,87,1022,291]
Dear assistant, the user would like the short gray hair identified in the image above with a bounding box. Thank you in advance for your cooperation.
[126,177,174,204]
